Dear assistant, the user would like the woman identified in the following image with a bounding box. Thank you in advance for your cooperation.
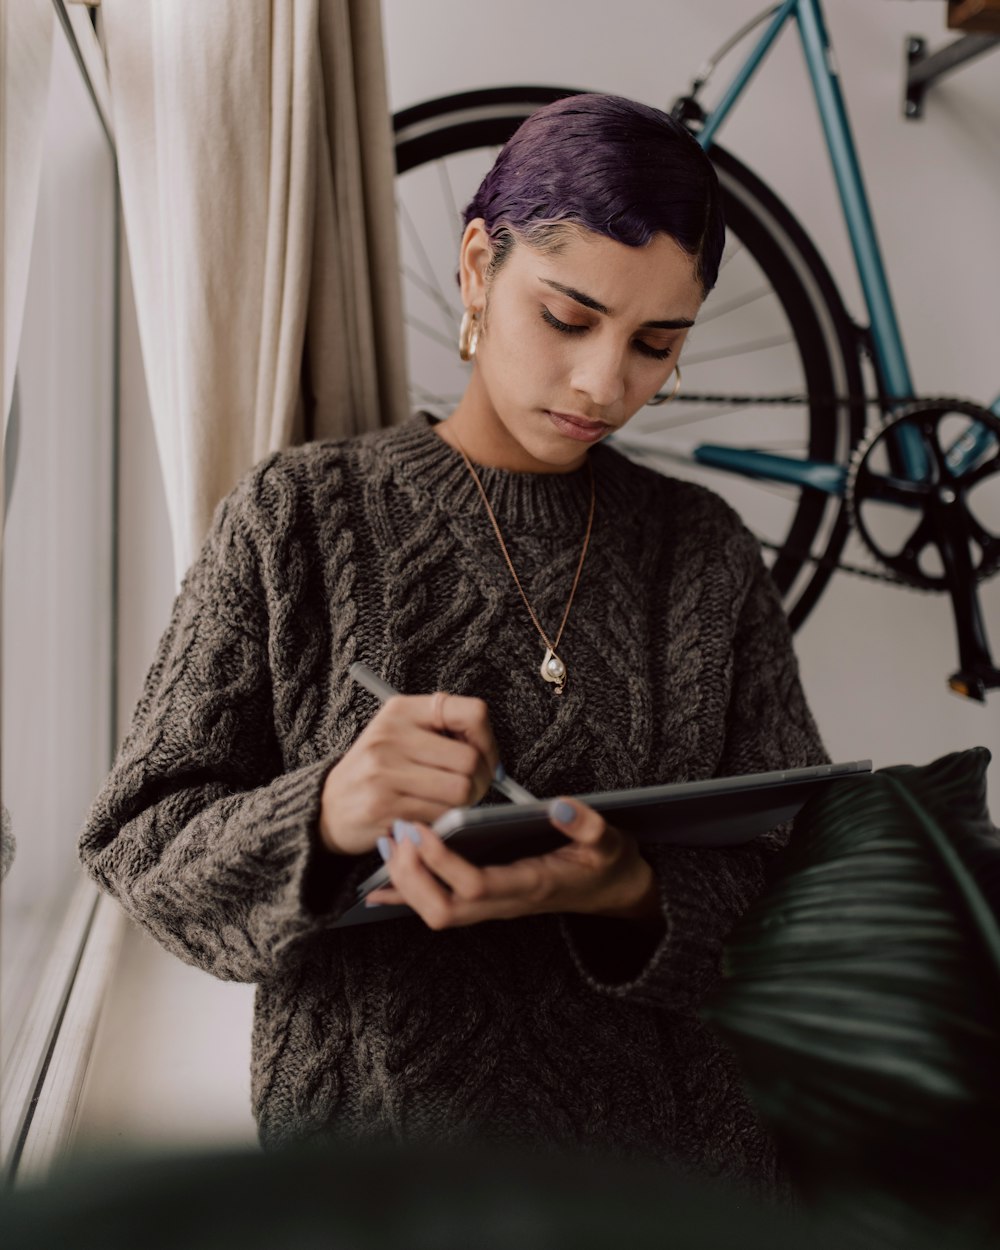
[80,94,826,1191]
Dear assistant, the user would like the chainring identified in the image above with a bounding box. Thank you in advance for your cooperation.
[847,399,1000,591]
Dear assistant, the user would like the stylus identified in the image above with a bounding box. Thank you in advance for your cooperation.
[348,661,537,804]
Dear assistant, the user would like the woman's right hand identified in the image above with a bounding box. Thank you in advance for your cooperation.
[317,693,501,856]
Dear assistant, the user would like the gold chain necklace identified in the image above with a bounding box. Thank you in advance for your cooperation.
[452,433,595,695]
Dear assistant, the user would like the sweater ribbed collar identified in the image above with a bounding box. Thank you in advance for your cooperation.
[379,411,651,533]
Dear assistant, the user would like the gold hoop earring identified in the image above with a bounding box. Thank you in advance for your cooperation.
[647,364,682,407]
[458,309,481,362]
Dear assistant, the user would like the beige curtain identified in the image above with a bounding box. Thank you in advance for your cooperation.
[1,0,55,435]
[100,0,407,580]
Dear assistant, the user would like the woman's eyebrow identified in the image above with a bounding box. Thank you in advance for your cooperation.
[540,278,695,330]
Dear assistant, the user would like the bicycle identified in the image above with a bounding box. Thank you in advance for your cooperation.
[390,0,1000,701]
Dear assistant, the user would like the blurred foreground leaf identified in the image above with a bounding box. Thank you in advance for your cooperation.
[706,747,1000,1245]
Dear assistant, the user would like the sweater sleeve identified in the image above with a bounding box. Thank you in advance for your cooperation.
[560,534,828,1011]
[78,470,372,984]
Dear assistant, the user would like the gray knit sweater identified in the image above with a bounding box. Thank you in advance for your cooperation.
[80,412,826,1186]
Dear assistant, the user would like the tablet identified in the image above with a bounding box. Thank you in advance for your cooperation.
[334,759,872,928]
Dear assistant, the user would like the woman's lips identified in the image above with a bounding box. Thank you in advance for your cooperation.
[544,410,611,443]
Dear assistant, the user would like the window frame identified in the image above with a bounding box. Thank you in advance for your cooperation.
[1,0,121,1185]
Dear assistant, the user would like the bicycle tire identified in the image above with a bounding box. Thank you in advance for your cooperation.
[393,86,867,630]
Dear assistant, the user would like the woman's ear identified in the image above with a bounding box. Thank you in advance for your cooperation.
[458,218,492,308]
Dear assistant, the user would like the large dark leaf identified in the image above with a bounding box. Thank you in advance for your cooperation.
[704,748,1000,1240]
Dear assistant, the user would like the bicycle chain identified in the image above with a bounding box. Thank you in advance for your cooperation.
[673,391,991,590]
[756,537,920,588]
[673,392,908,407]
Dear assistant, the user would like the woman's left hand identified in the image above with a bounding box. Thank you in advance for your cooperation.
[364,797,662,931]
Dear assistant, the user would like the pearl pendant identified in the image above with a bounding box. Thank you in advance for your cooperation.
[540,647,567,694]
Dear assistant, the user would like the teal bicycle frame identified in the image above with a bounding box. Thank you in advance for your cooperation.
[688,0,1000,492]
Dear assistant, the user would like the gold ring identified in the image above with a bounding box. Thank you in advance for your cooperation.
[431,690,448,732]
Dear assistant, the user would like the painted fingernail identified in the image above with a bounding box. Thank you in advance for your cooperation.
[377,836,393,862]
[392,819,421,845]
[494,762,506,783]
[549,799,576,825]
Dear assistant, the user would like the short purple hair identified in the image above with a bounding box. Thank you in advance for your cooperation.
[463,93,725,293]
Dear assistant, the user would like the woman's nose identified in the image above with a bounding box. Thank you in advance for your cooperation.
[569,340,628,410]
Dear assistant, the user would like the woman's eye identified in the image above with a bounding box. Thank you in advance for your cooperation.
[635,341,673,362]
[540,306,587,335]
[540,307,673,362]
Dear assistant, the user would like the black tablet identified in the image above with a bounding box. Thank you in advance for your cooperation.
[334,759,872,928]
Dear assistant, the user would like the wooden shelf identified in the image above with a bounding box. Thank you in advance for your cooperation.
[949,0,1000,35]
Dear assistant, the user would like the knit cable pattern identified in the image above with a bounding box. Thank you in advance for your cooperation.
[80,413,826,1187]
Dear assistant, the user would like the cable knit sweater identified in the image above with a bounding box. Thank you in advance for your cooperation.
[79,411,826,1187]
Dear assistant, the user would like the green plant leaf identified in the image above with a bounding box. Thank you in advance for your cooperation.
[704,748,1000,1208]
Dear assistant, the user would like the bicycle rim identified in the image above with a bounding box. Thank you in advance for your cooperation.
[393,87,866,630]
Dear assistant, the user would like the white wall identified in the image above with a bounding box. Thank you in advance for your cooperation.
[74,0,1000,1154]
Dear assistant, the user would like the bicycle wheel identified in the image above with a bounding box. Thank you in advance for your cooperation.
[394,87,866,630]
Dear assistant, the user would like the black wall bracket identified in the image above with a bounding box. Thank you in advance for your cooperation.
[905,32,1000,118]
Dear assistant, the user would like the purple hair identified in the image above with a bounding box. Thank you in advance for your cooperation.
[463,93,725,293]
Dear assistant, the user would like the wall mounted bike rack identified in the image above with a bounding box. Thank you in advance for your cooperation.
[905,32,1000,118]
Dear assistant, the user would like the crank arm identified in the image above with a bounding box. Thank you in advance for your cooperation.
[937,515,1000,702]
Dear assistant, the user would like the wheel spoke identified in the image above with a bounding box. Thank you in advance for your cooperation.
[437,156,462,244]
[610,442,693,470]
[403,313,460,355]
[698,285,774,326]
[719,237,744,271]
[413,387,467,414]
[398,198,459,337]
[682,333,794,367]
[401,262,461,321]
[630,404,783,433]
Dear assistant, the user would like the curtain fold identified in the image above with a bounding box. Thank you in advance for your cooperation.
[1,0,55,435]
[101,0,407,581]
